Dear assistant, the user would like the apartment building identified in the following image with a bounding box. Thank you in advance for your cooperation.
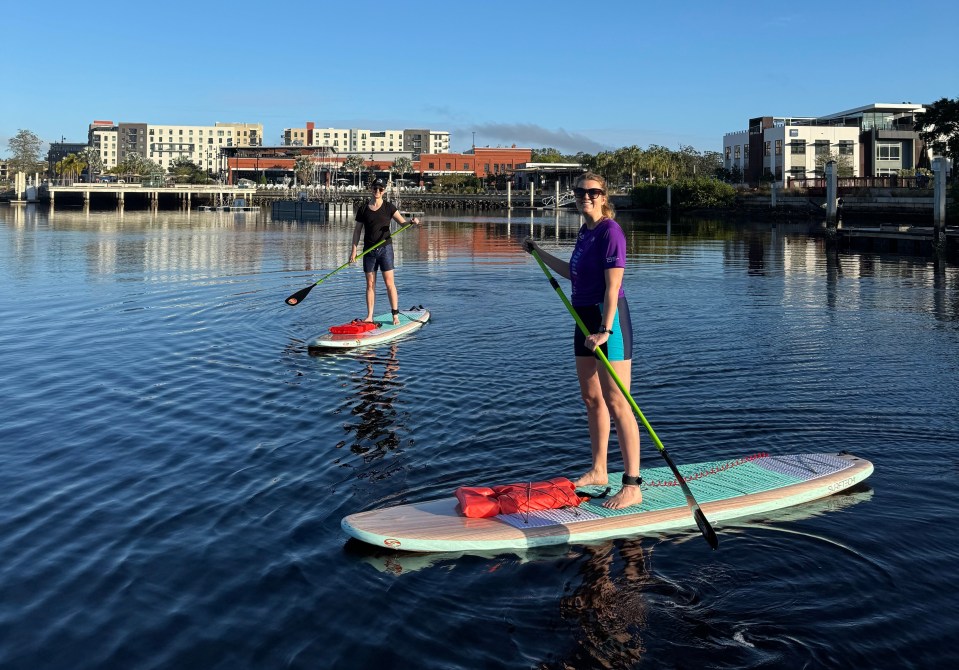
[403,129,450,159]
[89,120,119,171]
[88,120,263,174]
[283,122,450,159]
[722,103,929,185]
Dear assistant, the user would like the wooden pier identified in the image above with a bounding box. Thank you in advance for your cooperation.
[44,184,256,209]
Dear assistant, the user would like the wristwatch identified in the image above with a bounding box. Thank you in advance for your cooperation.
[596,325,614,335]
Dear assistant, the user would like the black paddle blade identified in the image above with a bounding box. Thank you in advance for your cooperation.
[694,508,719,550]
[285,284,315,306]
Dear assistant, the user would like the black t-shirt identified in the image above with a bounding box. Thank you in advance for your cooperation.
[355,201,399,248]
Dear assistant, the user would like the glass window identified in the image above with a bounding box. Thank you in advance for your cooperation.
[790,141,806,154]
[764,141,771,157]
[775,140,782,156]
[876,142,900,161]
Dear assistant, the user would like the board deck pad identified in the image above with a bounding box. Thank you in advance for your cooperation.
[308,307,429,349]
[342,453,873,553]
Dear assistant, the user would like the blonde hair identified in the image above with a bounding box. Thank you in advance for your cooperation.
[575,171,615,220]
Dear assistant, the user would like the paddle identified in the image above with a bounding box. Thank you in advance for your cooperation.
[284,222,415,306]
[528,247,719,550]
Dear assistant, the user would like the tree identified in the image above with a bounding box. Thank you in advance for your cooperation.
[80,147,103,182]
[293,155,314,186]
[915,96,959,182]
[55,153,84,181]
[168,157,208,183]
[341,154,365,186]
[815,152,854,177]
[530,147,569,163]
[392,156,412,182]
[7,129,45,175]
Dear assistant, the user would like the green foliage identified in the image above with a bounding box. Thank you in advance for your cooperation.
[430,174,483,193]
[7,129,45,174]
[630,177,736,211]
[815,152,854,177]
[915,97,959,179]
[392,156,413,176]
[168,157,209,183]
[531,147,572,163]
[293,155,314,185]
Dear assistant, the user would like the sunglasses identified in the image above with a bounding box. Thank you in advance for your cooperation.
[573,187,605,199]
[372,186,385,192]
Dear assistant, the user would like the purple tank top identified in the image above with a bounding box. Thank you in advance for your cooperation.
[569,218,626,306]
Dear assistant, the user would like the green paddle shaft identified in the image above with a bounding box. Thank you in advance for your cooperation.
[285,222,414,306]
[529,248,718,549]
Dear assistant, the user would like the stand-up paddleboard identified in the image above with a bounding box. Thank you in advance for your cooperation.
[308,307,430,349]
[342,452,873,553]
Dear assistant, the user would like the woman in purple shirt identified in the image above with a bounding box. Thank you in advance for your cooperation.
[523,173,642,509]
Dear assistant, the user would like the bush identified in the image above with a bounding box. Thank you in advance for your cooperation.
[630,177,736,211]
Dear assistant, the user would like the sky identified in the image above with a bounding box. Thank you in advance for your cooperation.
[3,0,957,157]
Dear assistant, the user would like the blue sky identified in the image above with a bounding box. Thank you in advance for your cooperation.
[3,0,956,156]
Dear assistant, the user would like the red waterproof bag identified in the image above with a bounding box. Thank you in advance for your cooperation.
[329,320,378,334]
[455,477,585,518]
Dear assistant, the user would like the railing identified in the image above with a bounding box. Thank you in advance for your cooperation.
[541,190,575,208]
[787,175,931,190]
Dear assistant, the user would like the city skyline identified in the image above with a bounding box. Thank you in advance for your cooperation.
[4,0,957,157]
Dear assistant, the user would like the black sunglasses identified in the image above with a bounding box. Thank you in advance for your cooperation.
[573,187,605,199]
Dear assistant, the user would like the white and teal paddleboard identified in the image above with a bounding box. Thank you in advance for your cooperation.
[342,452,873,552]
[308,307,430,349]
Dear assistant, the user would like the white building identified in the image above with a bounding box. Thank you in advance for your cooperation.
[722,103,929,185]
[88,120,262,174]
[283,123,449,159]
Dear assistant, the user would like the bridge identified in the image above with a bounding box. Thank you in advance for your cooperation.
[540,189,576,209]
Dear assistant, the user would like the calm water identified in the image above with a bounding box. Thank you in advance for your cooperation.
[2,203,958,669]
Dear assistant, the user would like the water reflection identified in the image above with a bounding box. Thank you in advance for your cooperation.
[549,540,650,669]
[333,344,406,463]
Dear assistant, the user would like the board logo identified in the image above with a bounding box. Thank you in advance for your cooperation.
[383,538,402,548]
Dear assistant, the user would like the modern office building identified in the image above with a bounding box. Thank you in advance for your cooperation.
[722,103,930,185]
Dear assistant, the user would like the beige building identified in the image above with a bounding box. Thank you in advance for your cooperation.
[88,120,263,174]
[283,122,449,159]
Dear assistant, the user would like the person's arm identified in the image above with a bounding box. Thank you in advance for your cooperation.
[392,210,419,225]
[522,237,570,279]
[349,220,363,263]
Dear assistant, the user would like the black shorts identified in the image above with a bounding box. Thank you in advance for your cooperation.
[362,244,395,273]
[573,297,633,361]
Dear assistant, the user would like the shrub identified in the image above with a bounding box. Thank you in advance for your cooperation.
[630,177,736,211]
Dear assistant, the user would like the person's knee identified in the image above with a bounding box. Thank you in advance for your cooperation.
[580,390,605,411]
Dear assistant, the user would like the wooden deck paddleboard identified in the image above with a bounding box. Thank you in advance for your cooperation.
[342,452,873,552]
[308,307,430,349]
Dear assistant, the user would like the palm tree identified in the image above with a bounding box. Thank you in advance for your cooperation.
[392,156,412,186]
[80,147,102,182]
[341,154,365,187]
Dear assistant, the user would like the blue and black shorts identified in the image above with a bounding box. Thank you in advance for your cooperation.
[573,297,633,361]
[362,243,395,273]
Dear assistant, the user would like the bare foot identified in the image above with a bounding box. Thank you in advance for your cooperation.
[574,469,608,488]
[362,316,374,323]
[603,483,643,510]
[393,316,400,325]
